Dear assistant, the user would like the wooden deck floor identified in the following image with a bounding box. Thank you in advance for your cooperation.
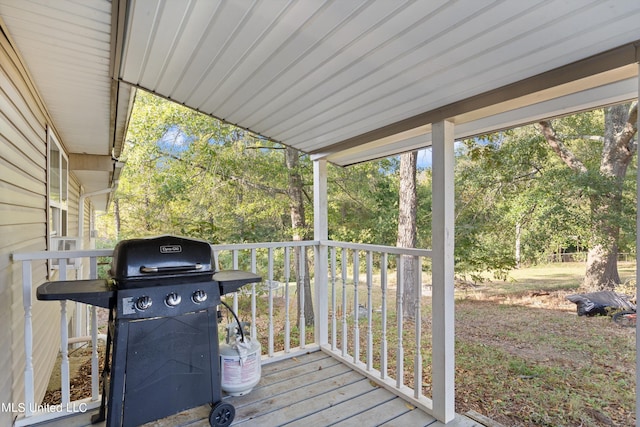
[32,351,483,427]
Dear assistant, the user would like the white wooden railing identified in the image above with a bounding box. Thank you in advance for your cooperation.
[12,249,112,426]
[319,241,435,415]
[12,240,442,426]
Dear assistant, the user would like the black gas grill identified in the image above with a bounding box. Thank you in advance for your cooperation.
[37,235,261,427]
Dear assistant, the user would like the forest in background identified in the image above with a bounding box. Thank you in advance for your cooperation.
[96,91,638,286]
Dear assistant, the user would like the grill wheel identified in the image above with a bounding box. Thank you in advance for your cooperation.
[210,401,235,427]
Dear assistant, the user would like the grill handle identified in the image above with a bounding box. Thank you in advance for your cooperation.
[140,263,204,274]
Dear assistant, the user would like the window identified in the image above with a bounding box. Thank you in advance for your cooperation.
[48,128,68,239]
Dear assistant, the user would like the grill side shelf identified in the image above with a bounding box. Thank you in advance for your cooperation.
[213,270,262,295]
[36,279,115,308]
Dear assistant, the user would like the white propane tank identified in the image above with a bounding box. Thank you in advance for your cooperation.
[219,323,261,396]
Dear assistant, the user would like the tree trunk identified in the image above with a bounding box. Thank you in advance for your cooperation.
[515,222,521,268]
[539,102,637,291]
[114,197,121,239]
[285,147,314,326]
[582,104,636,290]
[583,242,620,291]
[397,151,419,321]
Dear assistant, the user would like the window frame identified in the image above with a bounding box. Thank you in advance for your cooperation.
[47,127,68,242]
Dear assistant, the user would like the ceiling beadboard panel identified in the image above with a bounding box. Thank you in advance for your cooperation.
[117,0,640,164]
[1,0,639,170]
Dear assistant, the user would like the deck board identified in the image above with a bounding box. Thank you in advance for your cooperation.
[283,386,396,426]
[331,396,429,426]
[231,370,363,425]
[30,351,484,427]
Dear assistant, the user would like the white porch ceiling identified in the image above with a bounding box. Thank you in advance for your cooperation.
[117,0,640,166]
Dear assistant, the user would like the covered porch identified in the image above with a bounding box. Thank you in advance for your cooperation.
[1,1,640,426]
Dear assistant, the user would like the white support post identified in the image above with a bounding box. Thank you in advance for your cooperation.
[431,119,456,423]
[314,159,329,346]
[635,63,639,427]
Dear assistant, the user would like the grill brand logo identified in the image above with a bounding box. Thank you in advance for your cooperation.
[160,245,182,254]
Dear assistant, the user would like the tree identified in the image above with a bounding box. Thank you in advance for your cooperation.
[455,126,593,279]
[112,91,291,243]
[327,158,399,245]
[539,102,637,290]
[285,147,314,326]
[397,151,419,321]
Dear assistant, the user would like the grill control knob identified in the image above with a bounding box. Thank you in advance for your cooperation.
[165,292,181,307]
[192,290,207,304]
[135,295,152,311]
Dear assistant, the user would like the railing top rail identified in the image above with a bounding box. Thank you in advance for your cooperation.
[12,239,432,262]
[323,240,432,257]
[211,240,319,251]
[12,249,114,261]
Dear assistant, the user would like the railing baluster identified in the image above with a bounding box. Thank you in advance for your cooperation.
[330,247,337,351]
[396,256,404,389]
[213,249,219,269]
[341,248,348,357]
[284,246,291,353]
[251,248,257,340]
[415,256,423,399]
[353,249,359,364]
[268,247,274,357]
[59,258,67,280]
[380,253,388,379]
[91,305,99,401]
[232,249,239,269]
[22,259,35,416]
[299,247,306,349]
[232,249,239,313]
[60,300,70,406]
[366,250,373,371]
[90,255,98,279]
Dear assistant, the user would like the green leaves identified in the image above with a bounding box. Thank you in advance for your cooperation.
[102,91,636,290]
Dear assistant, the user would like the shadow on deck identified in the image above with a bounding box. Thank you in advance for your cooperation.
[31,351,484,427]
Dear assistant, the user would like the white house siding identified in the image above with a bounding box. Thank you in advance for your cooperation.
[0,26,81,425]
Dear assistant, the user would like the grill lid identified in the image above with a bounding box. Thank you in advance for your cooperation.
[110,235,215,287]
